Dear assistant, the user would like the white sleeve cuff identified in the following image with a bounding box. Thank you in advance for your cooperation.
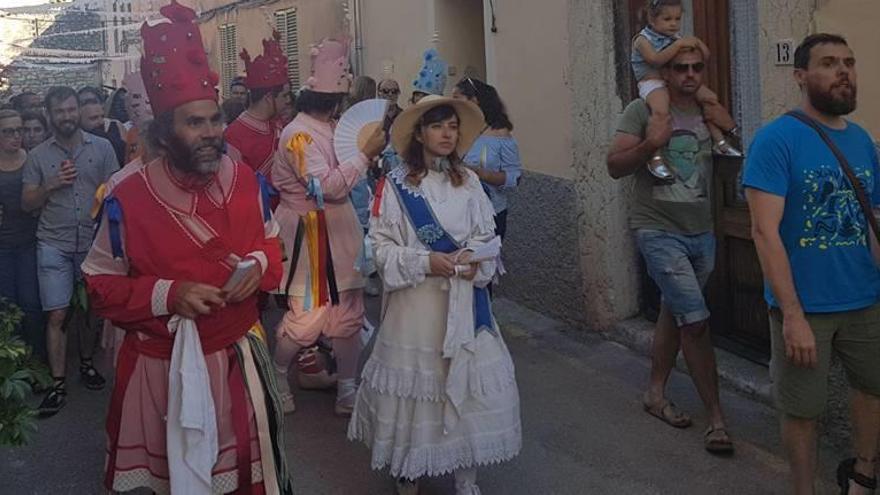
[151,279,174,317]
[247,251,269,275]
[419,253,431,274]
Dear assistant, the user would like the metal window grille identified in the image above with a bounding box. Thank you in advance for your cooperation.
[274,8,300,88]
[219,24,238,98]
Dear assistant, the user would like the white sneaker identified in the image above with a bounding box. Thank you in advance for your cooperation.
[396,479,419,495]
[335,378,357,417]
[455,480,482,495]
[278,391,296,414]
[273,367,296,414]
[454,468,481,495]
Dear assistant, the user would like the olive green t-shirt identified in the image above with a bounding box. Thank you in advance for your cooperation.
[616,99,714,235]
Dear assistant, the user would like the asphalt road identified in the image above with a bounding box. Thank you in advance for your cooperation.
[1,297,838,494]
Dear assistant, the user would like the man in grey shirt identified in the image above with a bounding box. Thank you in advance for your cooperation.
[22,86,118,416]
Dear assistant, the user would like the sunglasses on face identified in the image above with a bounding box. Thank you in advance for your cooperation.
[0,127,23,137]
[379,88,400,95]
[671,62,705,73]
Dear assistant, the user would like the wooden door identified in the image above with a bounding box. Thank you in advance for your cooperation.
[709,157,770,361]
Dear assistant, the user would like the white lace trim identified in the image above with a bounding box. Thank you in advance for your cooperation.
[389,165,425,198]
[348,417,521,479]
[360,349,517,402]
[111,461,264,494]
[360,359,446,401]
[151,279,174,317]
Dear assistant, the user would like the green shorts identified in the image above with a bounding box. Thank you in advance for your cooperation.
[770,303,880,419]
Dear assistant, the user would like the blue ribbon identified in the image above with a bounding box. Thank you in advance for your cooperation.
[105,197,124,259]
[389,174,495,336]
[307,176,325,210]
[255,172,276,222]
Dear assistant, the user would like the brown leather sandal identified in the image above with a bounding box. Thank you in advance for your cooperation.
[643,399,693,429]
[704,426,735,455]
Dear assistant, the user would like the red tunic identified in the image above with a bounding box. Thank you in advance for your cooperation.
[85,157,282,349]
[82,157,284,493]
[225,110,282,183]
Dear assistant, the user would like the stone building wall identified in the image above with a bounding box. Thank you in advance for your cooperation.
[3,64,103,98]
[1,7,106,100]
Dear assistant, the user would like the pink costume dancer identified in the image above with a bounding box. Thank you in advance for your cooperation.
[272,38,368,416]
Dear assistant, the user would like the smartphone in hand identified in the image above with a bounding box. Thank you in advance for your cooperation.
[223,259,258,291]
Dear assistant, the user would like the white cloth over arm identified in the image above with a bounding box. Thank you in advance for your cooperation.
[166,316,218,495]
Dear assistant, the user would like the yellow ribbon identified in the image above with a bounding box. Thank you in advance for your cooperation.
[286,132,314,177]
[305,211,320,302]
[90,182,108,220]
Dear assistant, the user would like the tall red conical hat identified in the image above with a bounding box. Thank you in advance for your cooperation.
[241,31,289,90]
[140,0,218,116]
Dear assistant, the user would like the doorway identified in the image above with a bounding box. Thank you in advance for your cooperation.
[434,0,487,84]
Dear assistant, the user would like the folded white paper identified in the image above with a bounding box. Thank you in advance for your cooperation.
[467,236,502,263]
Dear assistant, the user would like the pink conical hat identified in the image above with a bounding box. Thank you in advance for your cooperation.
[305,38,352,94]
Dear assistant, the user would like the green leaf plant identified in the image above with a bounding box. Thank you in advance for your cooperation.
[0,298,50,446]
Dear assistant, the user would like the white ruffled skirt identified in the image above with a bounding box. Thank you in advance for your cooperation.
[347,277,521,480]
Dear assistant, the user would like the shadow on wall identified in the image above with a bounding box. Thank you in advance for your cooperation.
[496,171,587,326]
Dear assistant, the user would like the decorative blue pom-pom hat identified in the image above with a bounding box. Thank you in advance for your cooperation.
[412,48,448,96]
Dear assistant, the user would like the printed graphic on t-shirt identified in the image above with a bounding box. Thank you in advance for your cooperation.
[652,129,711,203]
[800,165,872,250]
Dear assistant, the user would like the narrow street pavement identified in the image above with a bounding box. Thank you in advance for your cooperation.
[1,297,838,494]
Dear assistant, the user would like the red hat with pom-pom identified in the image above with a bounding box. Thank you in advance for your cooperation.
[241,31,289,90]
[140,0,218,116]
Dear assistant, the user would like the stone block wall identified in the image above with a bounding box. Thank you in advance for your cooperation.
[3,64,102,100]
[1,8,105,101]
[498,172,586,326]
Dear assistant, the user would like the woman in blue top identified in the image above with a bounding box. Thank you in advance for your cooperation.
[452,78,522,238]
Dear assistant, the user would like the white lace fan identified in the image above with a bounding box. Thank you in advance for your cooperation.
[334,98,389,164]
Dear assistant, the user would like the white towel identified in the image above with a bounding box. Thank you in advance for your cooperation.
[166,316,218,495]
[442,277,477,433]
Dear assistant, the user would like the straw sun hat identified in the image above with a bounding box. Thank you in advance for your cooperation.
[390,95,485,159]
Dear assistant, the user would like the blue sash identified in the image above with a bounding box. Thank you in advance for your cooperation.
[388,173,495,335]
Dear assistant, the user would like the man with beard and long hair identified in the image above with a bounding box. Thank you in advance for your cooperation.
[22,86,118,416]
[744,33,880,495]
[81,1,292,493]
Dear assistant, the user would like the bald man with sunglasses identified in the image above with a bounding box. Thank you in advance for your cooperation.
[606,46,734,454]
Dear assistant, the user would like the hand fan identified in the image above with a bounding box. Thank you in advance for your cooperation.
[334,98,389,164]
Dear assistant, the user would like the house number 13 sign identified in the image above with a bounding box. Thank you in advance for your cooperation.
[775,39,795,66]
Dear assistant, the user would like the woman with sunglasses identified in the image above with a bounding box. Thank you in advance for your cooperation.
[0,109,44,360]
[452,78,522,239]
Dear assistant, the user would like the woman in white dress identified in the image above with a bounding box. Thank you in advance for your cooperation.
[348,95,521,495]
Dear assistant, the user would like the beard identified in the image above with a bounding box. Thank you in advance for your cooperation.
[52,119,79,138]
[807,79,857,116]
[166,133,224,176]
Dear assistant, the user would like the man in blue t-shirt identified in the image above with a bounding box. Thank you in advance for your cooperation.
[744,34,880,495]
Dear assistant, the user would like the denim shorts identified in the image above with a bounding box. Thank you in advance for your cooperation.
[635,229,716,327]
[36,241,88,312]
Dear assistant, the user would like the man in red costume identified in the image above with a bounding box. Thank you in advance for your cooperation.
[225,32,288,183]
[82,2,292,493]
